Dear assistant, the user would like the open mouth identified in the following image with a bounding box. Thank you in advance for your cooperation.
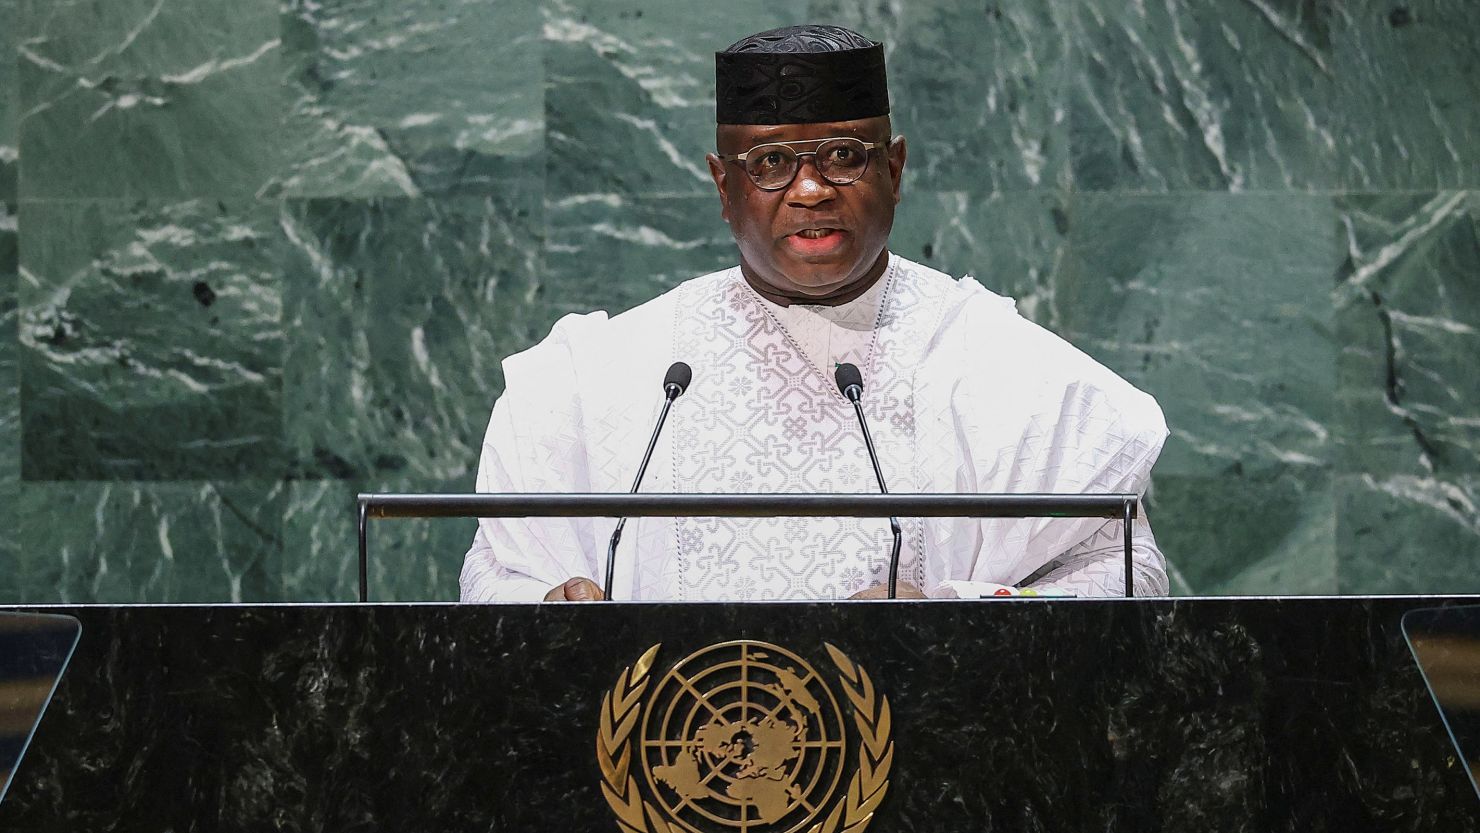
[783,226,849,257]
[781,224,852,257]
[795,228,839,239]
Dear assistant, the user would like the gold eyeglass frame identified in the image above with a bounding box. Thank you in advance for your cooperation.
[717,136,891,190]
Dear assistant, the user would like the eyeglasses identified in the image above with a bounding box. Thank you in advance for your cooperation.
[717,136,889,191]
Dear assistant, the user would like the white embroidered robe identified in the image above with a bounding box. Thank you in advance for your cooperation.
[460,254,1169,602]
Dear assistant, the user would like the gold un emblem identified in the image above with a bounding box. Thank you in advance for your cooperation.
[597,641,892,833]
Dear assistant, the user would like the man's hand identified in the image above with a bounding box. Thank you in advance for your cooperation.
[848,582,926,600]
[543,577,606,602]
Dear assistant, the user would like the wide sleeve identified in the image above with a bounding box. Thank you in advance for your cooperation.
[919,278,1171,592]
[932,512,1168,599]
[458,313,607,603]
[1023,512,1169,596]
[979,367,1168,588]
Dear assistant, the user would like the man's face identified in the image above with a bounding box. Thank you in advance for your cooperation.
[706,116,907,302]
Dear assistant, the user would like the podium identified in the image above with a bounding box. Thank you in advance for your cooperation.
[2,597,1477,830]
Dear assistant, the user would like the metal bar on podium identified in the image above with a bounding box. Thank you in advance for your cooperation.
[354,493,1141,603]
[1123,498,1136,599]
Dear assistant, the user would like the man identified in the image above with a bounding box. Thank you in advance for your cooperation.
[461,24,1169,603]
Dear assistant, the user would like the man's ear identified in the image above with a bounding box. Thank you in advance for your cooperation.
[886,135,907,204]
[706,153,731,224]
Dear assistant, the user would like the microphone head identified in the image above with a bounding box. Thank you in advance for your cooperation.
[663,361,693,396]
[834,363,864,397]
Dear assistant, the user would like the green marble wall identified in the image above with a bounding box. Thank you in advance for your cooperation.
[1,0,1476,602]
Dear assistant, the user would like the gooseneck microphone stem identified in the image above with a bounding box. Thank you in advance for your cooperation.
[836,363,903,600]
[848,397,903,599]
[604,393,674,596]
[604,362,691,601]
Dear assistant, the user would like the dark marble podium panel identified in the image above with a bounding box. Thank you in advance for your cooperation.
[1,597,1475,832]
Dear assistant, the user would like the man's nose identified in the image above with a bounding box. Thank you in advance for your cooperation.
[785,156,837,206]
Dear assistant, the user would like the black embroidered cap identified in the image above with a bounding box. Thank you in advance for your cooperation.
[716,25,889,125]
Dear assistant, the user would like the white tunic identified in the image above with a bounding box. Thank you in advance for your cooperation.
[460,254,1169,602]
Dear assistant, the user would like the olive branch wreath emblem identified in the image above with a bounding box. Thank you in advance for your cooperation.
[595,643,892,833]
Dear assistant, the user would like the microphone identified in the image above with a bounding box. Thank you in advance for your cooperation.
[834,363,904,599]
[603,361,692,600]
